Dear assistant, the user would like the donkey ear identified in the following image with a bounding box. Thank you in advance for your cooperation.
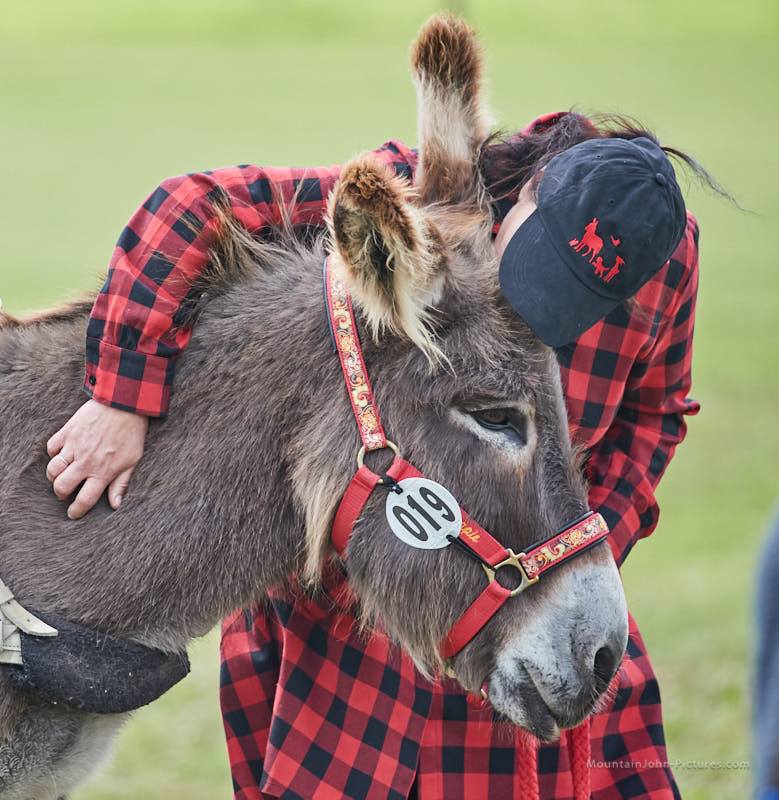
[410,14,492,206]
[327,155,446,360]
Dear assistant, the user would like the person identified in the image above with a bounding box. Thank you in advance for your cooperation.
[44,110,702,799]
[754,508,779,800]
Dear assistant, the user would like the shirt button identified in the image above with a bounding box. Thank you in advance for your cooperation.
[89,375,97,386]
[655,172,667,186]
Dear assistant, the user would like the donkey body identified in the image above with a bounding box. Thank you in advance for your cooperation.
[0,16,627,799]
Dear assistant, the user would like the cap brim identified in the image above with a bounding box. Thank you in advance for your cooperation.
[498,210,619,348]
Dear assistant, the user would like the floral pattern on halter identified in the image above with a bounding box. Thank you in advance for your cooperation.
[522,513,609,578]
[327,266,388,451]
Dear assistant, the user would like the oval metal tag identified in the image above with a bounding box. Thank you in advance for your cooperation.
[385,477,462,549]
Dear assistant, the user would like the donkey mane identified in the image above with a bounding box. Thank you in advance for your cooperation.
[0,202,294,336]
[0,297,96,328]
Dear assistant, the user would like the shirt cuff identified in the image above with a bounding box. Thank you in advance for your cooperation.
[84,337,175,417]
[588,480,658,568]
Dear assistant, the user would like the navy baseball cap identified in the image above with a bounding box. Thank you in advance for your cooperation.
[499,137,687,347]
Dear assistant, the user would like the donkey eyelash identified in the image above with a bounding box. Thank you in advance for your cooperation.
[448,404,537,462]
[470,408,527,442]
[454,399,535,419]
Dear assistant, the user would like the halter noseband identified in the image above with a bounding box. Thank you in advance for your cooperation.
[324,258,609,660]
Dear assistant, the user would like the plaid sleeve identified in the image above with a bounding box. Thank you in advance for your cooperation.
[84,141,418,416]
[588,214,701,567]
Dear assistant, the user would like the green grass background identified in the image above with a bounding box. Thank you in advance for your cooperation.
[1,1,777,797]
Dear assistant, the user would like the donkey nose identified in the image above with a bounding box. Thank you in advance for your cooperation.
[592,643,620,688]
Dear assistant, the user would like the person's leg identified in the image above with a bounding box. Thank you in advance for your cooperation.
[754,508,779,799]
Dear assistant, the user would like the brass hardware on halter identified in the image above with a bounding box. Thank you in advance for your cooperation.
[482,549,540,597]
[356,440,400,479]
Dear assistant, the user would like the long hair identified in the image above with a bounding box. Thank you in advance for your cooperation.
[479,111,728,205]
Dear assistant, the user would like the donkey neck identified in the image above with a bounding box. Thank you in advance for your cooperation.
[0,244,346,653]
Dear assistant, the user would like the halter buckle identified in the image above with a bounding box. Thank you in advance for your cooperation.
[482,549,539,597]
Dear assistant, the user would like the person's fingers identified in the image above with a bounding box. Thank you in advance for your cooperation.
[46,427,66,457]
[52,463,87,500]
[108,466,135,510]
[67,477,109,520]
[45,450,73,482]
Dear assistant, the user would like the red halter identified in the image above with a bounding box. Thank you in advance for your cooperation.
[325,257,610,660]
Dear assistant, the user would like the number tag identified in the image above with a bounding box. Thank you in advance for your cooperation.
[385,477,462,550]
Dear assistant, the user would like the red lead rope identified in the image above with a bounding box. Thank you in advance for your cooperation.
[325,258,598,799]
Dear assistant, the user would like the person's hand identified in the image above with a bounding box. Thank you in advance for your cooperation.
[45,400,149,519]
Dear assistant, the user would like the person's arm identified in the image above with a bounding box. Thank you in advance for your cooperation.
[588,214,701,567]
[46,141,418,518]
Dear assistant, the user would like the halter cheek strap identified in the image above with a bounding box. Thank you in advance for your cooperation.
[331,459,411,555]
[325,256,388,453]
[324,257,609,659]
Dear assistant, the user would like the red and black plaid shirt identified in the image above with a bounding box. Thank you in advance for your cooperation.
[86,114,700,799]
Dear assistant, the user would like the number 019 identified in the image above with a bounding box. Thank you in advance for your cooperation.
[391,486,457,541]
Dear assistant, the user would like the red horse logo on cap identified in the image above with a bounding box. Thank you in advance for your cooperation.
[569,218,603,262]
[569,218,626,284]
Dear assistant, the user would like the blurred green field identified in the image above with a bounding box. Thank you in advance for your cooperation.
[1,1,777,798]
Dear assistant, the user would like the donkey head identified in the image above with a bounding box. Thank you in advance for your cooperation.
[312,15,629,741]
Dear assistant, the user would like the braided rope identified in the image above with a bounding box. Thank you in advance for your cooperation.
[567,719,592,800]
[518,732,539,800]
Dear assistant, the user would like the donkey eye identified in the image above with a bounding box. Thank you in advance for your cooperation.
[469,408,527,445]
[472,409,511,428]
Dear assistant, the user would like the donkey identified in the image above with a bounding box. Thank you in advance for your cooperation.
[0,14,628,799]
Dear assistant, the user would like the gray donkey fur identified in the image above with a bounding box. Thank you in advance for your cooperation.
[0,14,626,798]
